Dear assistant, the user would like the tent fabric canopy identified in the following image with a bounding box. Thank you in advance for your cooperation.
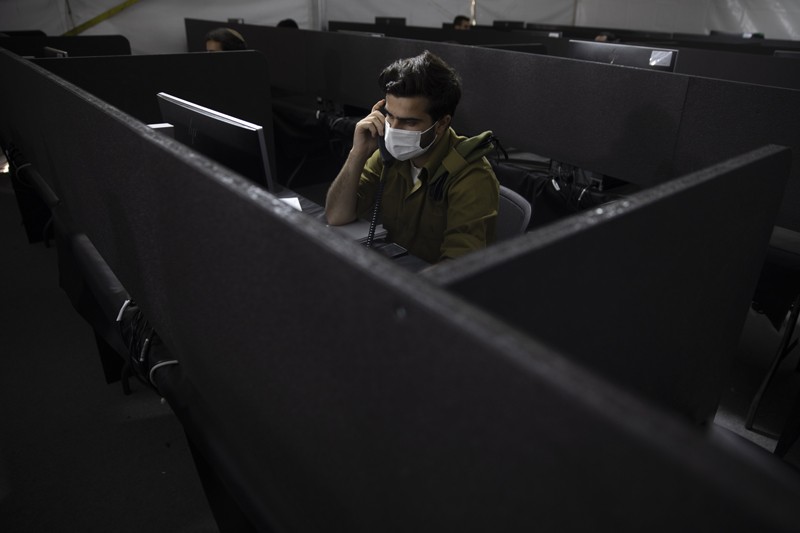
[1,1,798,55]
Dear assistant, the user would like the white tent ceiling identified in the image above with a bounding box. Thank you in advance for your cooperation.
[1,0,798,55]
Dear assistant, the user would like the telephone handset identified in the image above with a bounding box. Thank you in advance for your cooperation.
[366,107,393,248]
[363,106,408,260]
[377,107,396,167]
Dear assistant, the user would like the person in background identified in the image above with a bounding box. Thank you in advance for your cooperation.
[325,51,499,265]
[277,18,299,29]
[594,31,619,42]
[204,27,247,51]
[453,15,471,30]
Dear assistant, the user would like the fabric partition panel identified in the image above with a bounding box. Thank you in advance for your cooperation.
[671,47,800,90]
[0,35,131,56]
[326,20,554,47]
[427,145,791,424]
[676,77,800,231]
[3,47,800,531]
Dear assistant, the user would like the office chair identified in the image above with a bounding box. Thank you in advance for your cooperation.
[745,226,800,456]
[496,185,532,241]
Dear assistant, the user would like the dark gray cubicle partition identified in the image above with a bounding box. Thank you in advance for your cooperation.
[31,51,278,183]
[632,34,800,56]
[4,47,800,532]
[493,38,800,90]
[675,78,800,232]
[328,20,550,49]
[672,47,800,90]
[0,35,131,57]
[427,145,791,424]
[345,18,800,92]
[0,30,47,37]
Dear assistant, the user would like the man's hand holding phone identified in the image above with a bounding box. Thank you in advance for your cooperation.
[351,99,386,160]
[326,99,388,225]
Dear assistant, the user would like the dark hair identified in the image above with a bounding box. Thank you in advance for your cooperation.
[277,18,299,29]
[595,31,620,43]
[377,50,462,120]
[453,15,470,26]
[204,27,247,50]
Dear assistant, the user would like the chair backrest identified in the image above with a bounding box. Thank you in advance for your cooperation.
[496,185,532,240]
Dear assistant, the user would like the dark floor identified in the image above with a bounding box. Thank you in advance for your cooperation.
[714,304,800,464]
[1,161,799,530]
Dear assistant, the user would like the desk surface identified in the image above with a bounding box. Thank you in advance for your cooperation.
[278,187,429,271]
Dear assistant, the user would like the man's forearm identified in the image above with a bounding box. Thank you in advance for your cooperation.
[325,150,369,225]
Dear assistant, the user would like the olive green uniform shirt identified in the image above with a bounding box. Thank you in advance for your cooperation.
[356,128,499,264]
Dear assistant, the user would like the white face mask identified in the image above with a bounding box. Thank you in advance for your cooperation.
[383,120,438,161]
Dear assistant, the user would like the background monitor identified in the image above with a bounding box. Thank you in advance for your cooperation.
[493,20,526,30]
[156,92,277,192]
[567,40,678,71]
[41,46,68,58]
[374,17,405,26]
[334,29,385,38]
[709,29,764,39]
[0,29,47,37]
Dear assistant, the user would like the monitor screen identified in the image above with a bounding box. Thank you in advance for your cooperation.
[567,40,678,71]
[156,92,277,192]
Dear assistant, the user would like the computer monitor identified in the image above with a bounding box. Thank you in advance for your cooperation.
[335,30,385,38]
[709,30,764,39]
[156,92,277,192]
[567,40,678,71]
[41,46,68,58]
[493,20,525,30]
[374,17,405,26]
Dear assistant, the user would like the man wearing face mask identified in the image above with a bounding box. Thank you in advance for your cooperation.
[325,50,499,265]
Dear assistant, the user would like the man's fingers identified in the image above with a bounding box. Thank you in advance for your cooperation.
[371,98,386,112]
[358,115,384,138]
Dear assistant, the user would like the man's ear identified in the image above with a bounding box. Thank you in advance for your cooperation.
[437,114,452,134]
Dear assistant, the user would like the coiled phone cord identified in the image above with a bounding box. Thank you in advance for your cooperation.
[365,178,385,248]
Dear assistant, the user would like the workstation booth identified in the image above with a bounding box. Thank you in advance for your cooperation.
[2,20,800,531]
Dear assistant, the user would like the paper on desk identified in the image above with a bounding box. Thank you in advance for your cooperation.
[279,197,302,211]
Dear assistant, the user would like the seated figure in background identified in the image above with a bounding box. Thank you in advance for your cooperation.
[204,27,247,51]
[453,15,471,30]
